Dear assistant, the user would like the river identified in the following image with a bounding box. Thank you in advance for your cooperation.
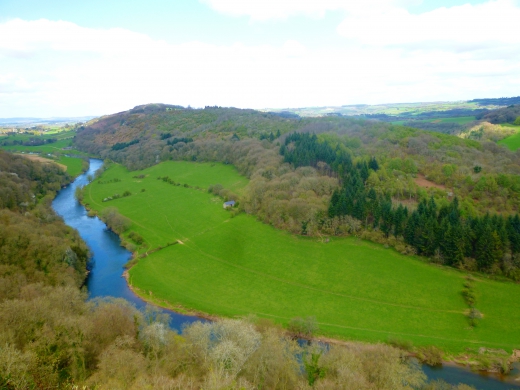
[52,159,520,389]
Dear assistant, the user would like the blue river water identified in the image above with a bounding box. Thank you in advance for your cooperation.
[52,159,201,330]
[52,159,520,389]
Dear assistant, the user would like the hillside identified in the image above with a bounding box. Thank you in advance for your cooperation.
[478,104,520,124]
[74,105,520,279]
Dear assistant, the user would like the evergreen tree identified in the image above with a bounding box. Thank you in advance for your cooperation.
[440,222,464,266]
[368,156,379,171]
[476,223,500,270]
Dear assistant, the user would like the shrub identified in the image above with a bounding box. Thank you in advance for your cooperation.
[417,346,443,366]
[287,316,318,338]
[128,231,144,245]
[387,337,413,351]
[100,207,131,234]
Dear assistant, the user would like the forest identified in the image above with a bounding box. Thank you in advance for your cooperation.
[283,133,520,278]
[477,104,520,124]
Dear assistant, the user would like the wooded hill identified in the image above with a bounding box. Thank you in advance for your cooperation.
[477,104,520,124]
[74,104,520,278]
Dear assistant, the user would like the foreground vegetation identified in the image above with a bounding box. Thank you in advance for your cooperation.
[1,297,456,390]
[84,161,520,356]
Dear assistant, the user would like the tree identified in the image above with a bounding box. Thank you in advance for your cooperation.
[368,156,379,171]
[475,224,502,270]
[440,222,464,266]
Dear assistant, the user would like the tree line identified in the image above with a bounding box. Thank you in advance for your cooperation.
[283,133,520,279]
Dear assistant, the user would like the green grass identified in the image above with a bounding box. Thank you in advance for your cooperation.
[58,156,85,177]
[86,161,520,353]
[498,125,520,151]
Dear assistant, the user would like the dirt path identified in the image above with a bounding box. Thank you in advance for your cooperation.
[414,174,448,191]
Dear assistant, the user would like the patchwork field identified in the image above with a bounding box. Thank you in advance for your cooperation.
[0,130,87,176]
[85,161,520,353]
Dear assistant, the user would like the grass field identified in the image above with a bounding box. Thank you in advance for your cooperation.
[85,161,520,353]
[58,156,85,177]
[498,124,520,151]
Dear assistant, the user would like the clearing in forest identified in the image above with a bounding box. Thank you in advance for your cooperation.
[414,174,448,191]
[85,161,520,353]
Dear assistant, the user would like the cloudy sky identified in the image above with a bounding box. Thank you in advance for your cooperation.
[0,0,519,117]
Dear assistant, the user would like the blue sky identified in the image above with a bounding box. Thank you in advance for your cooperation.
[0,0,518,116]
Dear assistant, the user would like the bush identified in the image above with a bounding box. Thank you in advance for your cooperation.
[287,316,318,338]
[128,231,144,245]
[387,337,413,351]
[417,345,443,366]
[100,207,131,234]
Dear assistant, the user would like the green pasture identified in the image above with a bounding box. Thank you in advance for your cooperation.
[498,124,520,151]
[58,156,85,177]
[85,161,520,353]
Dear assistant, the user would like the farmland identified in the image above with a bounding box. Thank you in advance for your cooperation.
[0,129,88,175]
[85,160,520,353]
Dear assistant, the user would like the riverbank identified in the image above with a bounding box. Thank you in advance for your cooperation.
[123,254,520,386]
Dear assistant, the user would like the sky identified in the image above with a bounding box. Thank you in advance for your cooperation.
[0,0,519,117]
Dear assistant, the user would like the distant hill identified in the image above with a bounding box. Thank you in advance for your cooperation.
[477,104,520,124]
[469,96,520,106]
[0,116,97,127]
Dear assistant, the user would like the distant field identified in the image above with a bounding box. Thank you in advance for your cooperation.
[270,101,492,117]
[391,116,476,126]
[0,129,88,176]
[86,161,520,353]
[498,124,520,151]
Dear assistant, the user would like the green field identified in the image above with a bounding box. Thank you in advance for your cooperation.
[498,124,520,151]
[85,161,520,353]
[57,156,85,177]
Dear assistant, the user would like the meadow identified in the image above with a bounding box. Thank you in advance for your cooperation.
[85,161,520,353]
[498,124,520,151]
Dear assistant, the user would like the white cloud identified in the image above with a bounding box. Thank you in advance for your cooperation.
[337,0,520,49]
[200,0,421,20]
[0,16,519,117]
